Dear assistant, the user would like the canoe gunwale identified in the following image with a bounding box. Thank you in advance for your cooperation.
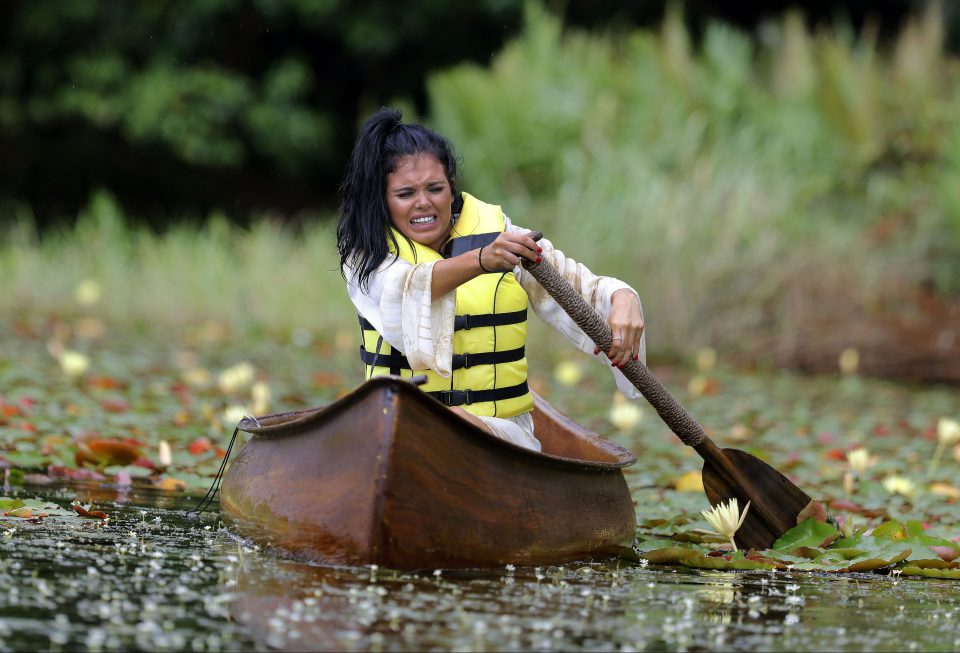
[236,376,636,470]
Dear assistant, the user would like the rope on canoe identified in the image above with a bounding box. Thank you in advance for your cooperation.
[186,423,241,516]
[522,244,707,448]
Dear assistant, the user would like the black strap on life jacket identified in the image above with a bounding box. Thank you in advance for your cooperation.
[427,381,529,407]
[359,344,526,371]
[442,231,499,260]
[358,310,526,335]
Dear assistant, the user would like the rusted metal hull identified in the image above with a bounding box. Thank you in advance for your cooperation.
[220,376,636,570]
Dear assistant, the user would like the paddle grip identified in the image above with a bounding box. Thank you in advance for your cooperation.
[522,248,708,448]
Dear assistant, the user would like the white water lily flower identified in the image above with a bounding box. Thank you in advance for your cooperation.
[838,348,860,375]
[553,360,583,387]
[608,392,642,431]
[846,447,875,476]
[218,362,255,394]
[59,350,90,377]
[696,347,717,372]
[937,418,960,447]
[251,381,271,415]
[75,279,102,306]
[222,404,249,427]
[882,475,916,498]
[158,440,172,467]
[928,417,960,479]
[700,498,751,552]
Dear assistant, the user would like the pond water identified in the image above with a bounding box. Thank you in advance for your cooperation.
[2,483,958,652]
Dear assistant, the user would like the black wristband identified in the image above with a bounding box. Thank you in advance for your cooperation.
[478,246,494,273]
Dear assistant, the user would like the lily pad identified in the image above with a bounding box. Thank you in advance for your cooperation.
[773,518,840,551]
[897,566,960,579]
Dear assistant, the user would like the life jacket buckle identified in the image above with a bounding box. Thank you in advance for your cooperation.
[439,389,472,406]
[462,314,472,330]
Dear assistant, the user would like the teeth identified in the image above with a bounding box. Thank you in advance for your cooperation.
[411,216,436,224]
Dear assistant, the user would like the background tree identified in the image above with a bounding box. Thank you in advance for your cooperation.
[0,0,952,229]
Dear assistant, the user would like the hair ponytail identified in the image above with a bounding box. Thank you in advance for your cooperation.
[337,107,459,290]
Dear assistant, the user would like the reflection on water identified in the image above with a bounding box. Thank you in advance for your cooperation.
[1,483,959,652]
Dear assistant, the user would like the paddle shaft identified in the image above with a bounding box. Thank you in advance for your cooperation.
[521,235,821,550]
[521,245,721,459]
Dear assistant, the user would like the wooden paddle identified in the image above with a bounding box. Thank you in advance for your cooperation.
[521,234,824,550]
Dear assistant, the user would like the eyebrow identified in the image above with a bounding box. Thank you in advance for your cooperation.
[389,179,448,192]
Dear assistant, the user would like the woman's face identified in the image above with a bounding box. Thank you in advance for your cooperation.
[385,153,454,252]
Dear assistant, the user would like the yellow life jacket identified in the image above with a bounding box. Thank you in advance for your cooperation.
[359,192,533,418]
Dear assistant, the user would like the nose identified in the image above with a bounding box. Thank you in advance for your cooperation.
[413,190,431,209]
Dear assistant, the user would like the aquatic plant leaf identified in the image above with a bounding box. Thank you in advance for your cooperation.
[71,503,109,520]
[5,506,46,518]
[898,566,960,579]
[680,553,778,571]
[0,498,25,512]
[902,558,958,569]
[795,500,828,524]
[872,520,907,539]
[75,437,142,467]
[929,546,959,562]
[153,477,187,491]
[188,437,214,455]
[639,546,700,565]
[843,549,911,573]
[827,498,886,518]
[816,548,868,562]
[773,518,839,551]
[674,470,704,492]
[632,538,684,554]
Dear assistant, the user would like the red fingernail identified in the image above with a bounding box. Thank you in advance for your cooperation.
[537,247,542,253]
[536,257,542,263]
[611,361,617,367]
[634,355,639,361]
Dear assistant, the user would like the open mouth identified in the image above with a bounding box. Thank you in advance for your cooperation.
[410,215,437,228]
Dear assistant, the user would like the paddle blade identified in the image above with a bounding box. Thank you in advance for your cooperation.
[702,448,818,551]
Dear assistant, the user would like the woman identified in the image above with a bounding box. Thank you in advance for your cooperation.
[337,108,645,451]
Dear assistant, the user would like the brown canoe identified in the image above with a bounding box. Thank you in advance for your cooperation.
[220,375,637,570]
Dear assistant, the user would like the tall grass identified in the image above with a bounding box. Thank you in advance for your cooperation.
[430,3,960,358]
[2,3,959,367]
[0,191,354,341]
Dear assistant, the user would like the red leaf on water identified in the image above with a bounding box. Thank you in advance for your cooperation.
[313,372,343,388]
[88,375,123,390]
[828,498,886,518]
[796,500,829,524]
[824,448,848,461]
[75,438,142,467]
[48,465,106,481]
[817,432,837,444]
[99,397,129,413]
[188,437,213,455]
[154,477,187,491]
[71,504,109,520]
[132,456,158,470]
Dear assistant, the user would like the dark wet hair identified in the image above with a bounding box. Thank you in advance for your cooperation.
[337,107,458,290]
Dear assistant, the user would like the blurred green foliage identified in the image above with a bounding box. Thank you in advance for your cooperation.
[429,2,960,312]
[0,0,950,227]
[0,0,527,224]
[3,1,960,371]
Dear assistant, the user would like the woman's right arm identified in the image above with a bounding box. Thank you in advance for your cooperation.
[429,231,540,298]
